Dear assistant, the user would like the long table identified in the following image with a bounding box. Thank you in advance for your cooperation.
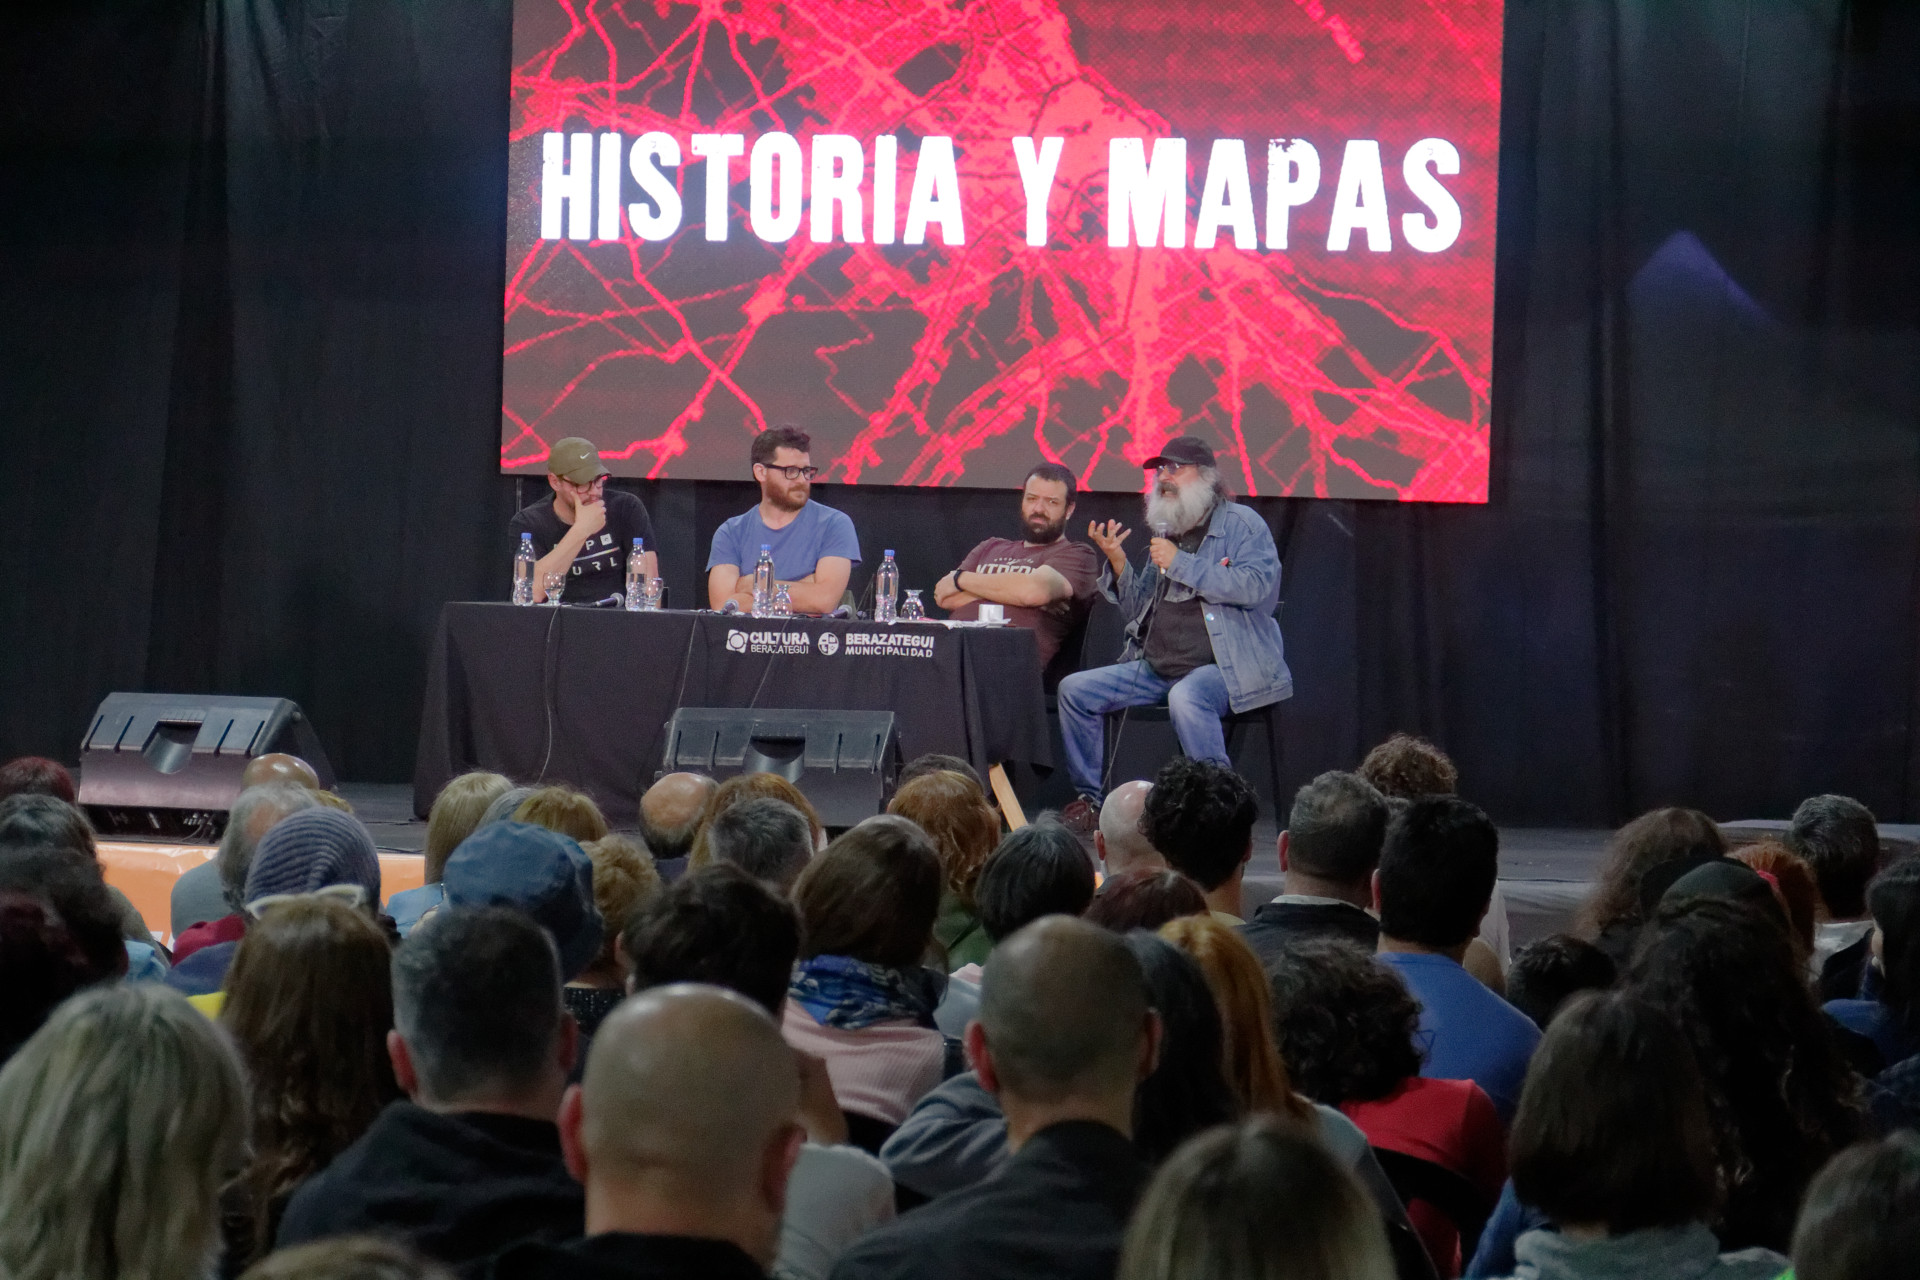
[413,604,1051,822]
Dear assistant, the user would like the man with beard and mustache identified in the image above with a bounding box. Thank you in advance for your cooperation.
[933,463,1101,669]
[707,426,862,615]
[1054,437,1291,835]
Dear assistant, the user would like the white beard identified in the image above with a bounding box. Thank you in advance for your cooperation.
[1144,480,1217,537]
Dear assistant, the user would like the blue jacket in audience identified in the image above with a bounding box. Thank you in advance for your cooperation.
[1378,951,1541,1124]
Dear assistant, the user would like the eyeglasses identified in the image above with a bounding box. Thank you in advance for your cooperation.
[760,464,820,481]
[1154,462,1194,477]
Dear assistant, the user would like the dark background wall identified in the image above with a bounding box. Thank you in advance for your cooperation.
[5,1,1919,825]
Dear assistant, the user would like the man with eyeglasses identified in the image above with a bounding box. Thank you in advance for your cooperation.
[1054,436,1291,835]
[509,436,658,604]
[933,462,1100,669]
[706,425,861,614]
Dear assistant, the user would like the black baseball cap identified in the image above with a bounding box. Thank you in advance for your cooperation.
[1142,435,1215,470]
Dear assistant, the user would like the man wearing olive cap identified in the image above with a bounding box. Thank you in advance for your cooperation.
[510,437,658,605]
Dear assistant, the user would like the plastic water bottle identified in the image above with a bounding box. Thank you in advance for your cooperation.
[625,538,646,611]
[875,549,899,623]
[512,533,536,605]
[752,545,775,617]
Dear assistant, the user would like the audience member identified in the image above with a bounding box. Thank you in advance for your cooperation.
[887,770,1002,968]
[1117,1118,1396,1280]
[0,890,97,1061]
[705,796,816,891]
[1576,807,1726,966]
[1084,867,1208,932]
[618,882,896,1280]
[1374,797,1540,1122]
[1094,781,1161,878]
[0,754,78,803]
[166,806,385,996]
[1627,895,1865,1252]
[0,792,163,960]
[1502,935,1615,1031]
[1496,991,1788,1280]
[691,773,827,868]
[513,785,611,844]
[276,908,584,1266]
[1120,931,1241,1164]
[478,785,539,830]
[385,770,512,937]
[1788,793,1884,1000]
[898,753,984,793]
[0,849,130,990]
[1789,1132,1920,1280]
[566,833,659,1037]
[1138,757,1257,922]
[786,816,948,1143]
[834,918,1159,1280]
[442,820,604,982]
[175,781,323,956]
[242,1237,455,1280]
[242,752,324,792]
[0,984,247,1280]
[1359,733,1460,799]
[1730,839,1821,963]
[1268,938,1505,1277]
[489,985,806,1280]
[638,771,718,866]
[1243,771,1388,965]
[1824,857,1920,1072]
[220,897,401,1273]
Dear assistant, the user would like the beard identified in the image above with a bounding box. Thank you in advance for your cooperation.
[1144,477,1217,536]
[1020,511,1067,543]
[764,481,809,513]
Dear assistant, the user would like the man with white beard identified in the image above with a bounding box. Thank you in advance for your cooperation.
[1054,437,1291,835]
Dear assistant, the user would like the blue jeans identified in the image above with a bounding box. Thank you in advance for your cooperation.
[1057,661,1233,801]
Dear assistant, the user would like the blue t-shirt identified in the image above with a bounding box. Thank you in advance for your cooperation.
[706,501,862,582]
[1378,950,1542,1124]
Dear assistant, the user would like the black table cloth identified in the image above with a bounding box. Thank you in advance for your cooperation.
[414,604,1050,821]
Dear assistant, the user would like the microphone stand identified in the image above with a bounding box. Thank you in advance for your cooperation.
[1100,523,1173,798]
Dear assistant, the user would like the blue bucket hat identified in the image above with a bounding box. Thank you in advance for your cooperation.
[442,820,603,979]
[244,807,382,909]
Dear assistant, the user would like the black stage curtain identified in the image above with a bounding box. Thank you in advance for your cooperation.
[5,1,1919,825]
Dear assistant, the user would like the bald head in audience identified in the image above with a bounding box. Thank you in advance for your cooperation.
[1095,781,1160,876]
[639,773,717,862]
[242,752,321,791]
[966,916,1160,1150]
[559,984,805,1267]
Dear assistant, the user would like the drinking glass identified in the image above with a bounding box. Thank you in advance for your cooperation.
[899,589,925,621]
[542,572,567,606]
[643,577,665,610]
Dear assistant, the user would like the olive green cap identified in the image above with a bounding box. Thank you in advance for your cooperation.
[547,437,610,485]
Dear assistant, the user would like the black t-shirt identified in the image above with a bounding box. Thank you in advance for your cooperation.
[1143,526,1215,679]
[507,490,655,604]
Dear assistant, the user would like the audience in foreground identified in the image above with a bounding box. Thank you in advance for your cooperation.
[1138,758,1258,923]
[887,770,1003,969]
[1093,781,1160,878]
[1790,1132,1920,1280]
[385,769,511,937]
[275,907,584,1267]
[638,771,719,866]
[834,918,1158,1280]
[175,775,325,944]
[1117,1118,1395,1280]
[1788,793,1884,1000]
[1498,991,1788,1280]
[489,984,807,1280]
[0,983,247,1280]
[1084,867,1208,932]
[1243,770,1388,965]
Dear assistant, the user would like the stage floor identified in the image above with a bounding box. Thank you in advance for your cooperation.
[340,783,1609,950]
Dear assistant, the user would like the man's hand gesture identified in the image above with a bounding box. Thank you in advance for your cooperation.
[1088,519,1132,578]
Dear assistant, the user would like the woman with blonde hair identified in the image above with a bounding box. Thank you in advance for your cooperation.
[1158,916,1419,1253]
[512,784,611,844]
[566,833,662,1035]
[387,771,512,937]
[221,897,401,1273]
[0,983,247,1280]
[1118,1118,1395,1280]
[887,770,1001,968]
[688,771,827,867]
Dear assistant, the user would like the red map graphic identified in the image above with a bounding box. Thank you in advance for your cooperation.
[503,0,1503,500]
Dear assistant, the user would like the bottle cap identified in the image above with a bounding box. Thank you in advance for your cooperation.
[762,544,771,551]
[632,537,643,548]
[521,532,533,541]
[885,549,895,557]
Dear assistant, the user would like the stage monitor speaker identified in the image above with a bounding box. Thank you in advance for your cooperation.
[77,693,336,842]
[661,708,902,829]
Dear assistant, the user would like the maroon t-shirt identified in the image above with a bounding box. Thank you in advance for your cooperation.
[948,536,1101,666]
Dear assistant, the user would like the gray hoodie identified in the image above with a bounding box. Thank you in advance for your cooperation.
[1499,1226,1787,1280]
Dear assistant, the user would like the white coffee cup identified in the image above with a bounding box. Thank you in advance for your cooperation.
[977,604,1006,624]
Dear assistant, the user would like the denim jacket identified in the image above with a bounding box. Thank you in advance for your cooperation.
[1100,499,1292,713]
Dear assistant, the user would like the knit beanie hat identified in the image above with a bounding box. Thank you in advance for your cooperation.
[244,807,383,908]
[443,820,603,980]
